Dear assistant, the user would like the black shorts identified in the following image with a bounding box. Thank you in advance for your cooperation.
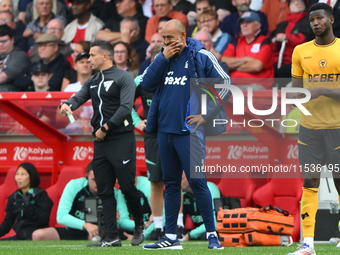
[56,227,88,240]
[144,132,163,182]
[298,126,340,176]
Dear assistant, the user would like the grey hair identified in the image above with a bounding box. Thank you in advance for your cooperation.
[194,30,212,41]
[47,18,65,29]
[120,17,139,29]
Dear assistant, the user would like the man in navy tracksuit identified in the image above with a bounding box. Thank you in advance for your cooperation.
[141,20,232,250]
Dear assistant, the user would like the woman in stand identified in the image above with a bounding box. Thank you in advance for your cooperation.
[0,163,53,240]
[113,41,140,78]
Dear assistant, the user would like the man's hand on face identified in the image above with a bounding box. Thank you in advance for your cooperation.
[120,26,132,43]
[163,40,183,60]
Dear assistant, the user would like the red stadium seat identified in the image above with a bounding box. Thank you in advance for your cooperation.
[184,214,195,230]
[252,176,303,241]
[46,166,86,227]
[0,167,19,239]
[217,176,256,208]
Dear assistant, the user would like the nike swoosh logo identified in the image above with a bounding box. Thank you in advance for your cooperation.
[123,159,131,164]
[102,239,120,246]
[90,85,98,89]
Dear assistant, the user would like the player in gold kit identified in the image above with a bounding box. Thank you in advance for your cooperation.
[289,3,340,255]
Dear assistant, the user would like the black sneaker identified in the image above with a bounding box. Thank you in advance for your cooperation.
[87,236,122,247]
[177,226,185,241]
[131,224,145,246]
[148,228,164,241]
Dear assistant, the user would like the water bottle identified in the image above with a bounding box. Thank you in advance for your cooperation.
[329,237,340,244]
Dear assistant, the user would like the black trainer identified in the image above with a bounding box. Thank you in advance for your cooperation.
[131,224,145,246]
[177,226,185,241]
[87,236,122,247]
[148,228,164,241]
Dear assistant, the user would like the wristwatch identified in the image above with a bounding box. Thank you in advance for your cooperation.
[101,125,108,133]
[59,102,68,109]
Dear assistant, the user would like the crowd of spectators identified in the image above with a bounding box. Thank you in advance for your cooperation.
[0,0,335,93]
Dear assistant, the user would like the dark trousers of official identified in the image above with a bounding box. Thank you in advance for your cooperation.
[93,132,143,237]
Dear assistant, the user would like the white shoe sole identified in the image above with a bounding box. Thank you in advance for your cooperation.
[210,247,224,250]
[143,245,183,250]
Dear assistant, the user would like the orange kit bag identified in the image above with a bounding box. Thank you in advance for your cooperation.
[219,232,283,247]
[217,205,294,236]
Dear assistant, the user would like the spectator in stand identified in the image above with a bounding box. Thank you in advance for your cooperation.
[140,17,169,67]
[96,0,149,43]
[144,0,188,43]
[23,0,66,47]
[0,0,13,13]
[212,0,237,21]
[139,32,163,74]
[62,52,92,91]
[261,0,290,34]
[29,18,73,64]
[172,0,193,15]
[194,30,230,74]
[66,0,107,24]
[0,0,17,22]
[0,24,30,92]
[0,0,20,22]
[141,17,169,66]
[187,0,215,38]
[0,162,53,240]
[32,162,100,241]
[270,0,312,87]
[221,11,274,90]
[14,33,71,91]
[157,16,171,34]
[58,52,93,134]
[31,62,51,92]
[181,172,220,241]
[61,40,90,89]
[197,10,232,60]
[119,17,149,64]
[25,62,59,126]
[221,0,269,38]
[0,10,28,52]
[113,41,139,78]
[309,0,340,38]
[24,0,67,25]
[62,0,104,47]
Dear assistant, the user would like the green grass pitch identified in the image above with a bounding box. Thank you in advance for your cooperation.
[0,241,338,255]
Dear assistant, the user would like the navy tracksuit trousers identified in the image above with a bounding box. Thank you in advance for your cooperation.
[158,130,215,235]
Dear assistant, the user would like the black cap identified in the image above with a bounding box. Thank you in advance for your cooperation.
[75,52,90,62]
[31,63,50,75]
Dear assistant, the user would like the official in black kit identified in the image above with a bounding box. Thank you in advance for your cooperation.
[59,41,144,247]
